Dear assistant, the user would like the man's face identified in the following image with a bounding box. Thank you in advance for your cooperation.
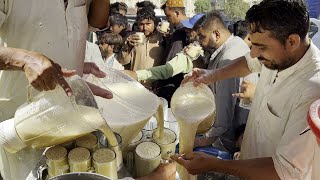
[197,27,217,50]
[99,43,112,58]
[119,10,126,16]
[164,8,179,25]
[249,29,294,70]
[110,25,125,34]
[138,18,155,36]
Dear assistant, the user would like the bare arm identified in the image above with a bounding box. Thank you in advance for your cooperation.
[172,152,280,180]
[0,47,75,95]
[88,0,110,28]
[182,56,252,85]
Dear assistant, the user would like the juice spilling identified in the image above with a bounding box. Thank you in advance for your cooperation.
[171,83,215,180]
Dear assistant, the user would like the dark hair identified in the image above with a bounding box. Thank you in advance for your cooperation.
[109,14,128,28]
[193,11,227,31]
[161,4,186,15]
[245,0,309,45]
[136,7,156,23]
[136,1,156,9]
[233,20,248,39]
[110,2,128,15]
[99,32,124,53]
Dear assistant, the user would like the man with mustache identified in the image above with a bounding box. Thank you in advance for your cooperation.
[173,0,320,179]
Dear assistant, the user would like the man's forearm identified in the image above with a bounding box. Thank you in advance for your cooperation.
[211,157,280,180]
[0,47,31,71]
[88,0,110,28]
[213,56,251,82]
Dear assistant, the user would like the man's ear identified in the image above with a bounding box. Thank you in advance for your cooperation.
[212,30,220,41]
[286,34,300,52]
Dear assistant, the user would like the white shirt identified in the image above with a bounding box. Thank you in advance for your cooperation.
[103,54,124,71]
[0,0,93,179]
[241,42,320,179]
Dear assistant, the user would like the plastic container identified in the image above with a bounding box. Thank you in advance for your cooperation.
[86,67,160,150]
[171,82,215,180]
[308,99,320,139]
[0,75,109,153]
[193,147,231,160]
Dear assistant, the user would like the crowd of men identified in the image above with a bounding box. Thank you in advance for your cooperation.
[0,0,319,179]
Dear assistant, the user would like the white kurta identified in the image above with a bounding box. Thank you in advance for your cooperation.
[241,42,320,179]
[0,0,91,179]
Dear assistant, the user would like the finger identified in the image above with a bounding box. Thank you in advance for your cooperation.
[31,81,42,92]
[35,78,50,91]
[56,74,73,97]
[181,152,194,160]
[62,69,77,77]
[43,72,57,90]
[87,82,113,99]
[232,93,245,98]
[175,156,189,167]
[170,154,180,161]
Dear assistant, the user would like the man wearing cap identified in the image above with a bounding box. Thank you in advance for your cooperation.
[122,14,205,82]
[155,0,190,103]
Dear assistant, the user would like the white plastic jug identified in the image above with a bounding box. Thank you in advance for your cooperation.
[86,67,160,150]
[171,82,215,180]
[0,75,111,153]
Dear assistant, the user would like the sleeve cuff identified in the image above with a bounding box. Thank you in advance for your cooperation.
[136,69,152,81]
[245,52,262,73]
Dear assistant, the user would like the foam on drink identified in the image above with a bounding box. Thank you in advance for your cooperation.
[135,142,161,177]
[93,148,118,179]
[68,147,91,172]
[75,133,98,152]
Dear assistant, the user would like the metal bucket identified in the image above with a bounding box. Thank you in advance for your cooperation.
[49,172,111,180]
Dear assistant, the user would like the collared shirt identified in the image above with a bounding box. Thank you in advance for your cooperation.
[0,0,93,179]
[206,35,250,152]
[241,42,320,179]
[136,52,193,81]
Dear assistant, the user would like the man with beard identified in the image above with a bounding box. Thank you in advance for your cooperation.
[122,14,205,82]
[191,12,251,154]
[173,0,320,179]
[120,7,164,89]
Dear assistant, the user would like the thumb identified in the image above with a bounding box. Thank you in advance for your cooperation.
[170,154,188,167]
[91,64,106,78]
[232,93,245,99]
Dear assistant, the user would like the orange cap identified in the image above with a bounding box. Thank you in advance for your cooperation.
[165,0,185,8]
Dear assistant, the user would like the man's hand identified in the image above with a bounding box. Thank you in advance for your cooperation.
[127,34,141,47]
[157,22,170,36]
[23,52,76,96]
[122,70,138,80]
[83,62,106,78]
[232,80,256,102]
[171,152,216,175]
[181,68,215,86]
[137,163,176,180]
[86,82,113,99]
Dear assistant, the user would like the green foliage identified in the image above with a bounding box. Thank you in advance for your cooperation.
[224,0,250,20]
[195,0,212,14]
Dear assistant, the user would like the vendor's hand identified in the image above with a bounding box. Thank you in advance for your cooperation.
[171,152,217,175]
[23,52,76,96]
[86,82,113,99]
[157,22,170,36]
[232,80,256,102]
[181,68,215,86]
[194,136,216,148]
[127,34,141,47]
[137,163,176,180]
[83,62,106,78]
[122,70,138,80]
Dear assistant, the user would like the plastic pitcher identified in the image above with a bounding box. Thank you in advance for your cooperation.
[0,75,110,153]
[86,67,160,150]
[171,82,215,180]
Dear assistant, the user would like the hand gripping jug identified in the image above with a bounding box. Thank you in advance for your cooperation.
[86,67,160,150]
[0,75,113,153]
